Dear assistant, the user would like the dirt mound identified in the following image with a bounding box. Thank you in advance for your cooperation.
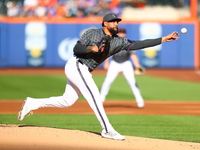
[0,124,200,150]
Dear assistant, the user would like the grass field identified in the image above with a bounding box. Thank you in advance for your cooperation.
[0,75,200,100]
[1,114,200,143]
[0,74,200,143]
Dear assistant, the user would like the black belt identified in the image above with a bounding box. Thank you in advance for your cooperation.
[76,58,92,72]
[77,58,83,65]
[77,58,85,67]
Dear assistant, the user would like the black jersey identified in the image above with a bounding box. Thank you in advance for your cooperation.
[112,50,133,63]
[74,28,161,72]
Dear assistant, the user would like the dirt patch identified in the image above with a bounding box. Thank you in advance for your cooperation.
[0,125,200,150]
[1,101,200,116]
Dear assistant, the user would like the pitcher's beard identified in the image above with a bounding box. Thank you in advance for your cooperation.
[109,27,118,35]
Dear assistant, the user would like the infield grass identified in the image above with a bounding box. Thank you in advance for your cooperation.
[0,75,200,101]
[1,114,200,143]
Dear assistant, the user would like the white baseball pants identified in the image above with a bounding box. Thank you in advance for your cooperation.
[29,56,114,133]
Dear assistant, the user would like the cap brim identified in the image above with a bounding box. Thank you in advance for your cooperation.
[107,18,122,22]
[102,18,122,26]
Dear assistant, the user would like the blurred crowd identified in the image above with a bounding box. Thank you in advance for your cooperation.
[0,0,190,18]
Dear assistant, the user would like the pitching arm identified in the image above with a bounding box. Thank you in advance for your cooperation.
[131,38,162,50]
[128,31,180,51]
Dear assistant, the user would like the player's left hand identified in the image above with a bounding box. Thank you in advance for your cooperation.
[162,31,180,43]
[134,67,146,75]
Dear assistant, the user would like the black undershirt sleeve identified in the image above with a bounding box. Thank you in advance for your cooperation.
[74,37,162,54]
[131,38,162,50]
[73,41,87,54]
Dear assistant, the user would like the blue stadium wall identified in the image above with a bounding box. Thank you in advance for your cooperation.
[0,20,197,68]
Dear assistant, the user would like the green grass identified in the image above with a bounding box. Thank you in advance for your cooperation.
[1,114,200,143]
[0,75,67,99]
[0,74,200,143]
[0,75,200,101]
[95,75,200,101]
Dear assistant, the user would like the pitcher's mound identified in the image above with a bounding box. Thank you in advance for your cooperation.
[0,124,199,150]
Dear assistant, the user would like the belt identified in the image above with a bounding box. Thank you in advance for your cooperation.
[76,58,92,72]
[77,58,84,65]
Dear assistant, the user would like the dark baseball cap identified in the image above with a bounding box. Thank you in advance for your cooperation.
[102,13,122,26]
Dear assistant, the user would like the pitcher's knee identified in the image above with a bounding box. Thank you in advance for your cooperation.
[61,96,76,107]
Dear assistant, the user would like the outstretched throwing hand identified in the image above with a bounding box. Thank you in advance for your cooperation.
[162,31,180,43]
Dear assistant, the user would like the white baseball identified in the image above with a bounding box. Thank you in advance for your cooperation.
[181,28,187,34]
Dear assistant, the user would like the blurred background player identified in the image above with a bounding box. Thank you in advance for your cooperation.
[100,28,144,108]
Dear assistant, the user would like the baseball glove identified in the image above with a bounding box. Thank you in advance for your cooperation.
[97,35,111,52]
[134,67,146,75]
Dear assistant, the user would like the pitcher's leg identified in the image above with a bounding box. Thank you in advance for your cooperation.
[68,60,113,132]
[30,81,81,110]
[76,69,124,139]
[66,56,124,139]
[18,81,81,121]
